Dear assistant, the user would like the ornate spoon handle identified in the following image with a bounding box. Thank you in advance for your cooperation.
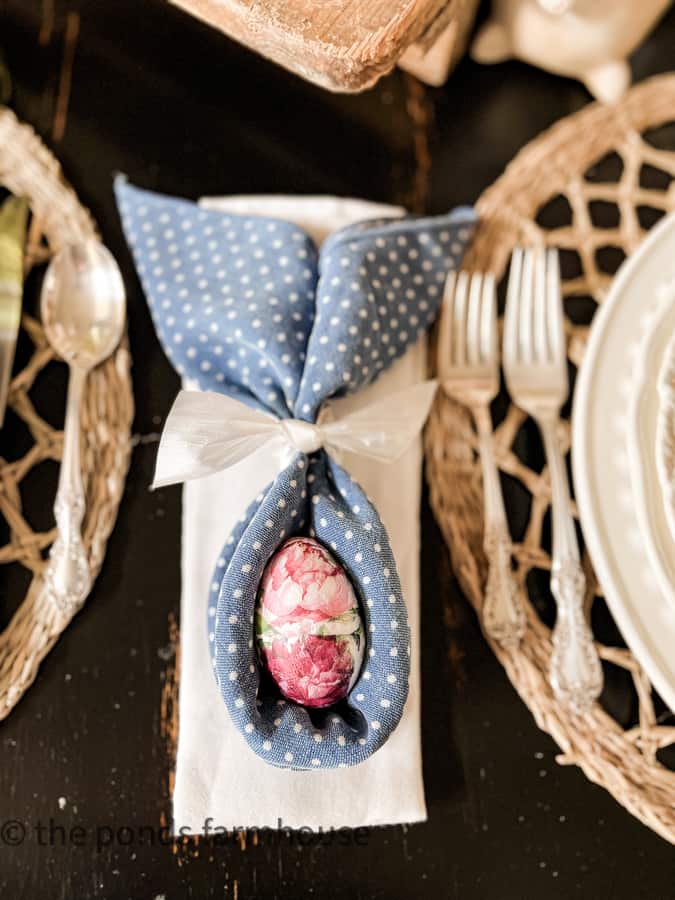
[44,364,92,616]
[475,406,526,648]
[540,419,603,714]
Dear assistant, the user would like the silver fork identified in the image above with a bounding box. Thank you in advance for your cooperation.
[439,270,526,648]
[503,247,603,714]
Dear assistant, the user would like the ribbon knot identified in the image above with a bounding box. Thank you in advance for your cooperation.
[280,419,323,455]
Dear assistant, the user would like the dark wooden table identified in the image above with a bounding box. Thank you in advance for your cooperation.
[1,2,675,897]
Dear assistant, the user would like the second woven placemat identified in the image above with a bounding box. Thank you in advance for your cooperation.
[425,74,675,844]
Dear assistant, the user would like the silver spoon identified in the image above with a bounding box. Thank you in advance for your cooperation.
[40,239,126,616]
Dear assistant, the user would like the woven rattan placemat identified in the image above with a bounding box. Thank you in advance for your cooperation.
[426,74,675,844]
[0,107,133,719]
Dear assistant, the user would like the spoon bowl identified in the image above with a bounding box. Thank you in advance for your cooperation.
[41,240,126,370]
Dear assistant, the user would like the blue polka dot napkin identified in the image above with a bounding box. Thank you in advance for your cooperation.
[115,179,475,770]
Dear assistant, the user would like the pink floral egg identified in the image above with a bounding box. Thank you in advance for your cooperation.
[255,537,365,708]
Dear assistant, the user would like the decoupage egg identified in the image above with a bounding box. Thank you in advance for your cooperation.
[255,537,365,708]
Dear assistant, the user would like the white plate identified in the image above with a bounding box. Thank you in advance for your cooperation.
[573,211,675,712]
[657,329,675,546]
[628,281,675,607]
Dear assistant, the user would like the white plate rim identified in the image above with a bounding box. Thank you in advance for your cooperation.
[628,284,675,607]
[656,331,675,545]
[573,210,675,712]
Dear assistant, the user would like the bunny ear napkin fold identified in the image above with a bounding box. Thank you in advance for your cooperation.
[115,179,476,770]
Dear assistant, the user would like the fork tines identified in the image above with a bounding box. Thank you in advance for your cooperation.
[439,270,498,403]
[503,247,566,376]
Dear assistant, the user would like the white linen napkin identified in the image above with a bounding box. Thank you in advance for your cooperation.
[172,196,427,831]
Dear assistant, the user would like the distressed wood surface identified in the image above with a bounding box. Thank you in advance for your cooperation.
[1,1,675,897]
[169,0,476,91]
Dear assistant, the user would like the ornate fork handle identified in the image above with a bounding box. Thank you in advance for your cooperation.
[43,365,92,616]
[475,406,526,648]
[540,418,603,714]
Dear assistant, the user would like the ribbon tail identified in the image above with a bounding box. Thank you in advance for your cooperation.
[322,379,438,463]
[152,390,284,488]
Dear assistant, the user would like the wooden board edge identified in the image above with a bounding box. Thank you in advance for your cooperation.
[169,0,454,91]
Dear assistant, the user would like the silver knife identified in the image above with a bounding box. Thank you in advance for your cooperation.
[0,196,28,427]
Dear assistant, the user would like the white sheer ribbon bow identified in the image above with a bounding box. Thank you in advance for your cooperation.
[152,380,438,489]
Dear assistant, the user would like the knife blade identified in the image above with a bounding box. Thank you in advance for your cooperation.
[0,195,28,428]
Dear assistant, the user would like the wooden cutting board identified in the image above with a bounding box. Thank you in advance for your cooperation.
[169,0,476,91]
